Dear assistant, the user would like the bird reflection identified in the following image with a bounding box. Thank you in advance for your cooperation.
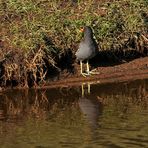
[78,82,103,129]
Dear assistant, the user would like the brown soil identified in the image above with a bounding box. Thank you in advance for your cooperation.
[1,56,147,91]
[36,56,148,89]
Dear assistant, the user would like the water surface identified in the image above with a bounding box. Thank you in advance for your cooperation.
[0,79,148,148]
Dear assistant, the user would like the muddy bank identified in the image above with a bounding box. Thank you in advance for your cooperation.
[40,56,148,89]
[0,40,148,90]
[1,56,147,91]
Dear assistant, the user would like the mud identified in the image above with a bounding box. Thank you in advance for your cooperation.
[0,49,148,91]
[11,56,147,90]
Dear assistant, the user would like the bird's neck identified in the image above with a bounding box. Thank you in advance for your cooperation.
[84,35,94,43]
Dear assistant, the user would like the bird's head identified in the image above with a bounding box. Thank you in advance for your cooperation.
[80,27,84,33]
[80,26,93,39]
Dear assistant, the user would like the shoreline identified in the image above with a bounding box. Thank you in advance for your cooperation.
[2,57,148,91]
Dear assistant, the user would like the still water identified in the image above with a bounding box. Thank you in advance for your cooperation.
[0,79,148,148]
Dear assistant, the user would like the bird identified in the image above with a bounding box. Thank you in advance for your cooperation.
[78,83,102,129]
[75,26,99,76]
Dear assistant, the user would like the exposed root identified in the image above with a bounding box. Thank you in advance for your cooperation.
[1,46,58,88]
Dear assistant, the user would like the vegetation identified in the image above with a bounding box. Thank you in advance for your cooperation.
[0,0,148,87]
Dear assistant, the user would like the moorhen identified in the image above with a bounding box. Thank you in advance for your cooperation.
[76,26,99,76]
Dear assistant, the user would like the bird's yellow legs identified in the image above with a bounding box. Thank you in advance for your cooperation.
[87,60,100,75]
[80,60,83,74]
[86,60,90,74]
[81,82,91,97]
[80,60,88,77]
[80,60,100,77]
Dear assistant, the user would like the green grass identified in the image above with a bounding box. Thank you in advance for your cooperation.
[1,0,147,52]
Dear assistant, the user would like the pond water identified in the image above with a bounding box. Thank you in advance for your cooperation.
[0,79,148,148]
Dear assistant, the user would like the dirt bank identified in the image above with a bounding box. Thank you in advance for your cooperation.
[33,56,148,89]
[0,53,147,91]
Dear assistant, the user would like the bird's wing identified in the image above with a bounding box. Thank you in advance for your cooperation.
[75,48,80,55]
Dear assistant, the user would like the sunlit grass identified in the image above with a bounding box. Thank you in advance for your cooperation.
[1,0,147,52]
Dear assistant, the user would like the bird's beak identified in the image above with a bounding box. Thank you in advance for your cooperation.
[80,27,84,32]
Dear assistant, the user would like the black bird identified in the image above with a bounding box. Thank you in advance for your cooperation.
[76,26,98,76]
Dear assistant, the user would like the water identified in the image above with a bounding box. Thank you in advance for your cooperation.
[0,79,148,148]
